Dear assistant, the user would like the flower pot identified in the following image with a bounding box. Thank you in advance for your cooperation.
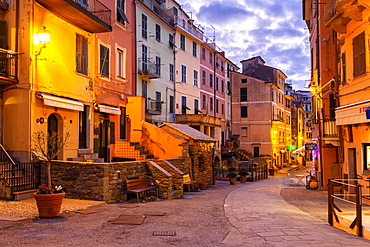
[199,182,205,190]
[229,177,237,185]
[34,192,65,217]
[240,176,247,183]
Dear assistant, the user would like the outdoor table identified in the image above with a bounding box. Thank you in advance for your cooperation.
[295,175,305,186]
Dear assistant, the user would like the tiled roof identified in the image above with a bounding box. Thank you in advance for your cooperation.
[159,123,216,142]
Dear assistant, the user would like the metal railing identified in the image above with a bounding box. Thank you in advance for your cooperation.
[0,49,17,81]
[328,178,370,238]
[174,17,204,40]
[146,98,162,113]
[73,0,111,26]
[138,58,160,78]
[140,0,174,26]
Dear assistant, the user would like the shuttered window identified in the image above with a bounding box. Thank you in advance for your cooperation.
[353,32,366,78]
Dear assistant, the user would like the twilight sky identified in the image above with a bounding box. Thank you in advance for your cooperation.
[181,0,310,90]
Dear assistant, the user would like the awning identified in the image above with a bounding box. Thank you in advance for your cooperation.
[98,104,121,115]
[336,100,370,125]
[38,94,84,111]
[292,146,305,155]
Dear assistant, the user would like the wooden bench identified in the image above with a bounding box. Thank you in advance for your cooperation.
[123,177,157,203]
[183,174,199,192]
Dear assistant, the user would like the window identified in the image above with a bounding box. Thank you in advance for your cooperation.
[215,77,219,91]
[210,97,213,111]
[169,95,174,113]
[142,44,147,71]
[271,88,274,101]
[240,88,247,101]
[169,63,174,82]
[181,65,186,83]
[193,70,198,87]
[241,106,248,118]
[155,24,161,41]
[155,56,161,76]
[209,74,213,87]
[192,41,197,57]
[182,96,189,114]
[348,125,353,142]
[241,127,248,137]
[142,80,147,98]
[353,32,366,78]
[76,34,88,75]
[202,70,206,84]
[173,6,178,16]
[241,78,247,83]
[221,61,224,71]
[202,95,206,109]
[142,14,147,39]
[227,103,231,115]
[215,99,219,113]
[221,80,224,93]
[201,47,206,59]
[117,0,129,25]
[169,34,174,48]
[221,104,224,114]
[227,81,231,94]
[209,52,213,64]
[363,143,370,171]
[180,34,185,51]
[116,48,125,78]
[341,52,346,84]
[155,91,161,112]
[216,56,219,67]
[100,44,109,77]
[194,99,199,114]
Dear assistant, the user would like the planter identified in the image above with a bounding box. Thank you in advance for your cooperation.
[229,177,237,185]
[239,176,247,183]
[34,192,65,217]
[199,182,206,190]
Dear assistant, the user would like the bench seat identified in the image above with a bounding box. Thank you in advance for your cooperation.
[123,177,157,203]
[183,174,199,192]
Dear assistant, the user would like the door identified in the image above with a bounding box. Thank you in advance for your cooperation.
[96,113,110,162]
[47,113,59,160]
[253,147,259,158]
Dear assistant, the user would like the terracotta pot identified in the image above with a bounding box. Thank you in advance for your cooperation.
[240,176,247,183]
[34,192,65,217]
[229,177,237,185]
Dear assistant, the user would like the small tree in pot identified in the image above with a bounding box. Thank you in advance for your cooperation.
[227,167,238,185]
[239,168,249,183]
[32,131,70,217]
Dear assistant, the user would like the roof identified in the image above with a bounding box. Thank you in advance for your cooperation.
[159,123,216,142]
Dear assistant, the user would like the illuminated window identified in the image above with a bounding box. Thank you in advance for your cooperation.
[241,127,248,137]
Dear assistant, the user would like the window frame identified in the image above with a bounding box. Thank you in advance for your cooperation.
[155,24,161,42]
[180,34,185,51]
[241,106,248,118]
[181,64,187,83]
[142,14,147,39]
[100,44,110,77]
[76,33,88,75]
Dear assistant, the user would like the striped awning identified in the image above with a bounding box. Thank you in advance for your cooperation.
[38,94,84,111]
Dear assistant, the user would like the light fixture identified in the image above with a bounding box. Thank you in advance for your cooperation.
[35,26,51,56]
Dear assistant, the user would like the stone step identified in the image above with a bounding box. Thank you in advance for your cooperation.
[79,153,99,161]
[12,189,37,201]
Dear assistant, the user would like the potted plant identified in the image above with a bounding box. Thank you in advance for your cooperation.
[227,168,237,185]
[239,168,249,183]
[308,176,318,190]
[32,131,70,217]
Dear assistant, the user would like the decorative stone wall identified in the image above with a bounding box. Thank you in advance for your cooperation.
[154,159,184,199]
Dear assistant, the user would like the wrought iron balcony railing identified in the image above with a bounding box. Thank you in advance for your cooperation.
[0,49,18,85]
[145,98,162,115]
[138,59,160,79]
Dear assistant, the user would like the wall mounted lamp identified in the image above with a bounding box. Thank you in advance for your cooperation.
[35,26,51,56]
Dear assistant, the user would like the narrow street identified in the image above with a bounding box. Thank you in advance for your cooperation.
[1,171,370,247]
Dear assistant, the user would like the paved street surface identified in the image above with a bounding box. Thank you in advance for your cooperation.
[1,170,370,246]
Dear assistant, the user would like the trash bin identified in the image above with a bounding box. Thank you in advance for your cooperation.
[269,168,274,176]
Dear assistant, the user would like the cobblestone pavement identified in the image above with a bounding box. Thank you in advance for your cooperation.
[1,170,370,246]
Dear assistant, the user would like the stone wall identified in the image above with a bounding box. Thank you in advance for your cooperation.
[49,160,148,203]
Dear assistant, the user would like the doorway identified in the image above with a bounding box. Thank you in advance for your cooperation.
[47,113,61,160]
[348,148,357,193]
[253,146,260,158]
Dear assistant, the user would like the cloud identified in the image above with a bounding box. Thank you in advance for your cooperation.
[181,0,310,89]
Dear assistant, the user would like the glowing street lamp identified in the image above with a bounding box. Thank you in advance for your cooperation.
[34,26,51,56]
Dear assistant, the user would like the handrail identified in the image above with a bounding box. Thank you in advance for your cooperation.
[134,129,166,154]
[0,143,15,165]
[328,178,364,237]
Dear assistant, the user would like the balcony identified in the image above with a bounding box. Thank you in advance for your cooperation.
[0,49,18,85]
[138,59,160,79]
[323,0,366,33]
[139,0,174,27]
[323,119,340,146]
[273,115,285,123]
[36,0,111,33]
[174,17,204,41]
[146,98,162,115]
[175,114,221,127]
[0,0,9,11]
